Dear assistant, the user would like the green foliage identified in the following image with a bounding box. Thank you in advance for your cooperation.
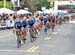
[38,0,50,10]
[0,1,4,8]
[0,0,3,1]
[6,1,11,9]
[0,1,11,9]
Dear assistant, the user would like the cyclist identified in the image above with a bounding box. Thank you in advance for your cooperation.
[34,15,39,22]
[59,17,62,25]
[14,17,23,47]
[27,15,36,42]
[27,15,35,28]
[51,16,56,32]
[38,15,43,29]
[28,17,35,32]
[22,17,28,43]
[43,14,48,25]
[48,16,52,29]
[43,14,48,33]
[33,15,40,36]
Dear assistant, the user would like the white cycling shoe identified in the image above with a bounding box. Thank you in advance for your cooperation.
[21,40,24,45]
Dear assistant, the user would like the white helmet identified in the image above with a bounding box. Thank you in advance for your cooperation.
[15,18,20,22]
[23,17,26,21]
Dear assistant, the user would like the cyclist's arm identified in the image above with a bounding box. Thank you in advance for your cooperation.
[13,22,18,31]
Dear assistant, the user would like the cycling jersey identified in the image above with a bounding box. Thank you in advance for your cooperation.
[22,20,27,28]
[28,19,35,27]
[43,16,48,24]
[35,18,39,22]
[14,21,22,30]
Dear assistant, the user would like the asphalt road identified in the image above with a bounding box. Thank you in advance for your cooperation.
[0,20,75,55]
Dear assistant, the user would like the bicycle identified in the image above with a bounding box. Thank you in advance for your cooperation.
[44,23,48,33]
[29,27,36,42]
[51,22,55,32]
[16,29,21,48]
[22,28,27,44]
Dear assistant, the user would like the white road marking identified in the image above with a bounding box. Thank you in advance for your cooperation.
[0,34,13,40]
[0,50,26,52]
[44,37,51,40]
[31,46,39,52]
[27,45,39,52]
[68,53,75,55]
[52,32,58,34]
[60,27,63,29]
[69,21,75,24]
[0,49,39,52]
[40,45,56,47]
[27,46,36,52]
[57,29,61,31]
[0,34,12,38]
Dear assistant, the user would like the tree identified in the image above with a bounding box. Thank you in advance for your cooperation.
[28,0,39,13]
[20,0,39,13]
[38,0,50,10]
[0,0,11,9]
[20,0,50,13]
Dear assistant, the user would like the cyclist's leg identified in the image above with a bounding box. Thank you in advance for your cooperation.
[32,27,38,41]
[46,22,50,29]
[30,26,36,42]
[32,27,36,38]
[33,27,38,38]
[20,30,24,45]
[44,23,47,33]
[40,22,42,29]
[52,24,55,32]
[24,28,28,39]
[16,30,21,48]
[49,22,51,29]
[24,28,27,39]
[29,27,33,42]
[13,27,15,34]
[21,28,26,44]
[34,22,39,37]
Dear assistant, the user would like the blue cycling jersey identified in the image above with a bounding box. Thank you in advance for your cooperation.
[43,17,48,23]
[28,20,35,26]
[14,21,22,29]
[22,20,27,28]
